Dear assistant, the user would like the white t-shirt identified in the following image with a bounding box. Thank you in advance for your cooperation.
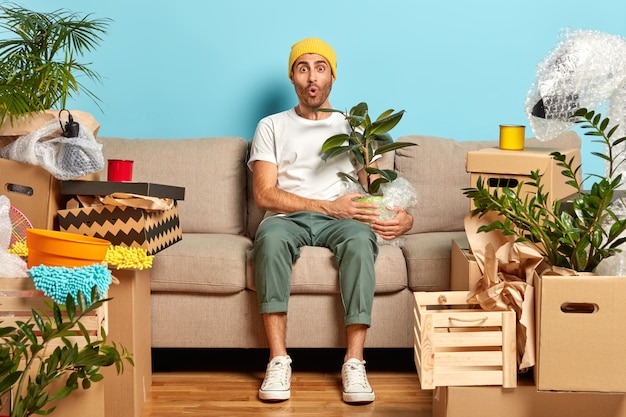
[248,108,357,201]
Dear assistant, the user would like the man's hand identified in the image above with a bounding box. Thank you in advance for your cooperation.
[370,207,413,240]
[326,193,381,222]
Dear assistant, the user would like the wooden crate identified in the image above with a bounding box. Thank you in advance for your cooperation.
[0,277,106,346]
[413,291,516,389]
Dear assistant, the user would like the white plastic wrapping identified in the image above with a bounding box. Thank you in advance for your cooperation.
[526,29,626,150]
[526,28,626,235]
[0,195,28,277]
[0,118,104,180]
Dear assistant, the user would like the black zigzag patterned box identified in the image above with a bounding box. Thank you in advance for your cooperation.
[57,203,182,255]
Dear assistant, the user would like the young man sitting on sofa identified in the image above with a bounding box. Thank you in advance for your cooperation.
[247,37,413,404]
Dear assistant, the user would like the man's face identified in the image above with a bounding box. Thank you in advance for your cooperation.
[290,53,334,109]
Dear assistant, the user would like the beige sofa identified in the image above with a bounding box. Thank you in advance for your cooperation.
[97,131,580,349]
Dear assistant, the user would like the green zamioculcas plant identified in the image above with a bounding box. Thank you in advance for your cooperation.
[0,4,111,125]
[319,102,417,195]
[464,108,626,272]
[0,287,133,417]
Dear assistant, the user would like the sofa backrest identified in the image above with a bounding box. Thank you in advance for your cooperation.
[395,131,581,234]
[98,136,248,235]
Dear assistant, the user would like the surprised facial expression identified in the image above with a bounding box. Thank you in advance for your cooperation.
[290,53,334,110]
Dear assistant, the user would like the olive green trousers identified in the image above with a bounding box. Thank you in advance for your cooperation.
[252,211,379,326]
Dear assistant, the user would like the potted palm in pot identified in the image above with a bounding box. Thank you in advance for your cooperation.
[319,102,417,217]
[0,4,110,127]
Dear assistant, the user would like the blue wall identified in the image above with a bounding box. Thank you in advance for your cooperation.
[24,0,626,177]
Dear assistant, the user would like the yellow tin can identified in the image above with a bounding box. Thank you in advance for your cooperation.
[499,125,525,150]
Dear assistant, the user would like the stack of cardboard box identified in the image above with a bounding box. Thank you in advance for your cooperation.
[429,145,626,417]
[0,114,182,417]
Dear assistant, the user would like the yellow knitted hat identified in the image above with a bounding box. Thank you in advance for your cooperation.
[288,37,337,78]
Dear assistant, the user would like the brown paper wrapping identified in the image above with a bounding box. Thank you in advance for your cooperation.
[464,212,542,371]
[74,193,174,211]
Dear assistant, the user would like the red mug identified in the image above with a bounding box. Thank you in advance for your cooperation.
[107,159,134,182]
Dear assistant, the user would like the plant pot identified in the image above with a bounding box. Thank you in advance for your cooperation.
[357,195,395,221]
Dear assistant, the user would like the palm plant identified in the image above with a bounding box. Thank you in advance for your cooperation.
[464,108,626,272]
[319,102,416,195]
[0,4,111,125]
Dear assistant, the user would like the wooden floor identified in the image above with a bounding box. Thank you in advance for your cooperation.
[141,348,433,417]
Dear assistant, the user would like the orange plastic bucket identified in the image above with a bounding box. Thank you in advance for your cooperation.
[26,229,110,268]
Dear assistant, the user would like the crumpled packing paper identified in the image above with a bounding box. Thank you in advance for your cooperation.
[464,212,543,371]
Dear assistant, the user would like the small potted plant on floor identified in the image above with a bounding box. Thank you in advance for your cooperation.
[464,108,626,272]
[0,287,133,417]
[319,102,417,215]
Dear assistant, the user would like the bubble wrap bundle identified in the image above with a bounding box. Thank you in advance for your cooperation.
[0,117,104,180]
[0,195,28,277]
[525,29,626,144]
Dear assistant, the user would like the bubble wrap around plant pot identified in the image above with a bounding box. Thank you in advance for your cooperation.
[342,177,418,246]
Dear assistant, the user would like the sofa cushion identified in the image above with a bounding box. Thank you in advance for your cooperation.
[246,244,407,294]
[150,233,252,294]
[394,132,581,234]
[402,231,467,291]
[99,136,248,235]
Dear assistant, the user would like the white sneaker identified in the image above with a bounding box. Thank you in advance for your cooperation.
[259,355,292,401]
[342,358,375,403]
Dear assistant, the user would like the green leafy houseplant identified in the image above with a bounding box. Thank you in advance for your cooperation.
[464,108,626,272]
[0,4,111,125]
[319,102,417,195]
[0,287,133,417]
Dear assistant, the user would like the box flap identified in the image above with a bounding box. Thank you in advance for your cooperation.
[466,147,577,175]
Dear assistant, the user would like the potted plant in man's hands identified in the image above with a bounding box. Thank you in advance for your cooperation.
[464,108,626,272]
[319,102,417,215]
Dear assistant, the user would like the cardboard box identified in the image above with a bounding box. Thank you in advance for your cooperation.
[103,269,152,417]
[466,147,580,208]
[0,158,100,230]
[57,202,182,255]
[0,277,106,417]
[434,373,626,417]
[61,180,186,201]
[1,158,67,230]
[450,238,482,291]
[413,291,517,389]
[534,271,626,392]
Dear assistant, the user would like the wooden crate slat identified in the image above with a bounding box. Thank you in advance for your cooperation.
[434,350,504,366]
[433,330,504,347]
[430,311,505,328]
